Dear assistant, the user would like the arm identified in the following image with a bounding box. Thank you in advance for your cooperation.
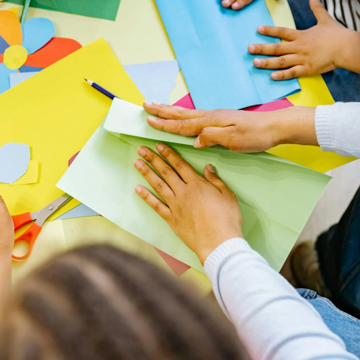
[0,197,13,313]
[248,0,360,80]
[205,239,358,360]
[134,144,358,360]
[144,101,360,158]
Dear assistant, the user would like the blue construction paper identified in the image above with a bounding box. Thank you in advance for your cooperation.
[0,143,30,184]
[22,18,56,55]
[19,65,44,73]
[155,0,301,110]
[10,72,38,88]
[0,63,17,94]
[56,203,99,220]
[0,36,9,53]
[124,61,180,105]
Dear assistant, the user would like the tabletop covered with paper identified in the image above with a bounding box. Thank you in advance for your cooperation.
[57,99,331,273]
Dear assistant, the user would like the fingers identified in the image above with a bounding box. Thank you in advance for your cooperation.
[147,117,206,136]
[257,25,298,41]
[155,143,198,183]
[248,42,294,56]
[253,55,301,70]
[135,185,171,220]
[310,0,331,23]
[137,147,184,190]
[194,127,234,150]
[203,165,230,193]
[271,65,306,80]
[143,101,205,121]
[222,0,254,10]
[134,158,175,203]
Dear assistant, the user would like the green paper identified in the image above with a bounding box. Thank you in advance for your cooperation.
[6,0,121,21]
[58,101,330,273]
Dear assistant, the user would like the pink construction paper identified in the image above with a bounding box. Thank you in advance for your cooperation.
[155,248,191,276]
[174,94,293,112]
[68,151,80,167]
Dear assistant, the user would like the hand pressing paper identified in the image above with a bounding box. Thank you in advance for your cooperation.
[57,99,330,273]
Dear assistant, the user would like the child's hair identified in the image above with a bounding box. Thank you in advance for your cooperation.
[0,245,245,360]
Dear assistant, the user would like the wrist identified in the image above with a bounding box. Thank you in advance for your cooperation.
[335,29,360,72]
[268,107,318,147]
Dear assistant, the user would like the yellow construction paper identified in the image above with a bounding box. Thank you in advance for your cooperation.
[4,45,28,69]
[0,38,144,218]
[11,160,39,185]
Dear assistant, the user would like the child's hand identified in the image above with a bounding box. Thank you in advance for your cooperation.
[134,144,243,264]
[248,0,347,80]
[0,197,14,258]
[222,0,278,11]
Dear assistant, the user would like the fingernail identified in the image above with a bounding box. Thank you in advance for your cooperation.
[135,185,142,193]
[272,73,278,79]
[138,148,147,157]
[249,45,255,53]
[148,116,157,122]
[152,101,161,106]
[223,0,230,5]
[157,143,165,152]
[194,137,201,148]
[135,160,144,169]
[144,101,151,106]
[254,59,261,67]
[258,26,264,33]
[208,164,215,173]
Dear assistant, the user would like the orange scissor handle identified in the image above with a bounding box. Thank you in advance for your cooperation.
[12,223,42,261]
[12,212,33,231]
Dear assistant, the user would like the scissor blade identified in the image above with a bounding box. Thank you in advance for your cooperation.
[35,195,73,226]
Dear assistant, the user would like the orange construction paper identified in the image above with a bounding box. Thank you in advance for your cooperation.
[26,37,82,68]
[0,11,22,46]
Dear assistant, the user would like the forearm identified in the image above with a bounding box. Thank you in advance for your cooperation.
[0,254,12,311]
[335,29,360,74]
[205,239,358,360]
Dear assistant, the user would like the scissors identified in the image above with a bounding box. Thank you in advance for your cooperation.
[12,194,73,261]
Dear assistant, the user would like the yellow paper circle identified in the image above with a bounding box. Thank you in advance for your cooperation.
[4,46,28,70]
[9,7,20,15]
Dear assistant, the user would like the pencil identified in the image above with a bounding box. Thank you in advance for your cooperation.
[84,79,117,100]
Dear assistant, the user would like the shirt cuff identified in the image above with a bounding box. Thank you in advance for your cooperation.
[315,105,333,151]
[204,238,251,282]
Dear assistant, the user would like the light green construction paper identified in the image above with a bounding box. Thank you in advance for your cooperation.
[58,119,330,272]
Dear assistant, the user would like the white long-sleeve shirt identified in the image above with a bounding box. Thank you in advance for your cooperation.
[205,239,358,360]
[204,103,360,360]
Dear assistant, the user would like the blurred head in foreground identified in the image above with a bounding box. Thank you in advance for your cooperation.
[0,245,244,360]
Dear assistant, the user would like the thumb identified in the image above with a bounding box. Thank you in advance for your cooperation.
[310,0,331,23]
[194,127,233,149]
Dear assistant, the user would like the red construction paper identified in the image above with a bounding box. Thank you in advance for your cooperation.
[26,37,82,68]
[155,248,191,276]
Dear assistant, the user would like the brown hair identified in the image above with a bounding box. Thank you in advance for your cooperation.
[0,245,245,360]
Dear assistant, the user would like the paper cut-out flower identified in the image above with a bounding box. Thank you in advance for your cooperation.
[0,10,82,94]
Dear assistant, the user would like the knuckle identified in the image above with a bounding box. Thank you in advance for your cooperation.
[161,147,171,158]
[155,181,164,193]
[256,44,263,54]
[289,68,297,78]
[175,159,186,170]
[274,43,282,56]
[208,172,219,182]
[161,166,172,177]
[262,59,269,68]
[279,56,286,67]
[154,201,162,214]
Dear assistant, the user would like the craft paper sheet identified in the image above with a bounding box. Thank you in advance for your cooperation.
[154,0,301,110]
[0,38,144,219]
[58,99,330,273]
[5,0,122,21]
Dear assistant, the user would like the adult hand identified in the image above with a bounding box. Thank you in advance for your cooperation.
[222,0,277,11]
[134,144,243,264]
[144,101,318,152]
[248,0,348,80]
